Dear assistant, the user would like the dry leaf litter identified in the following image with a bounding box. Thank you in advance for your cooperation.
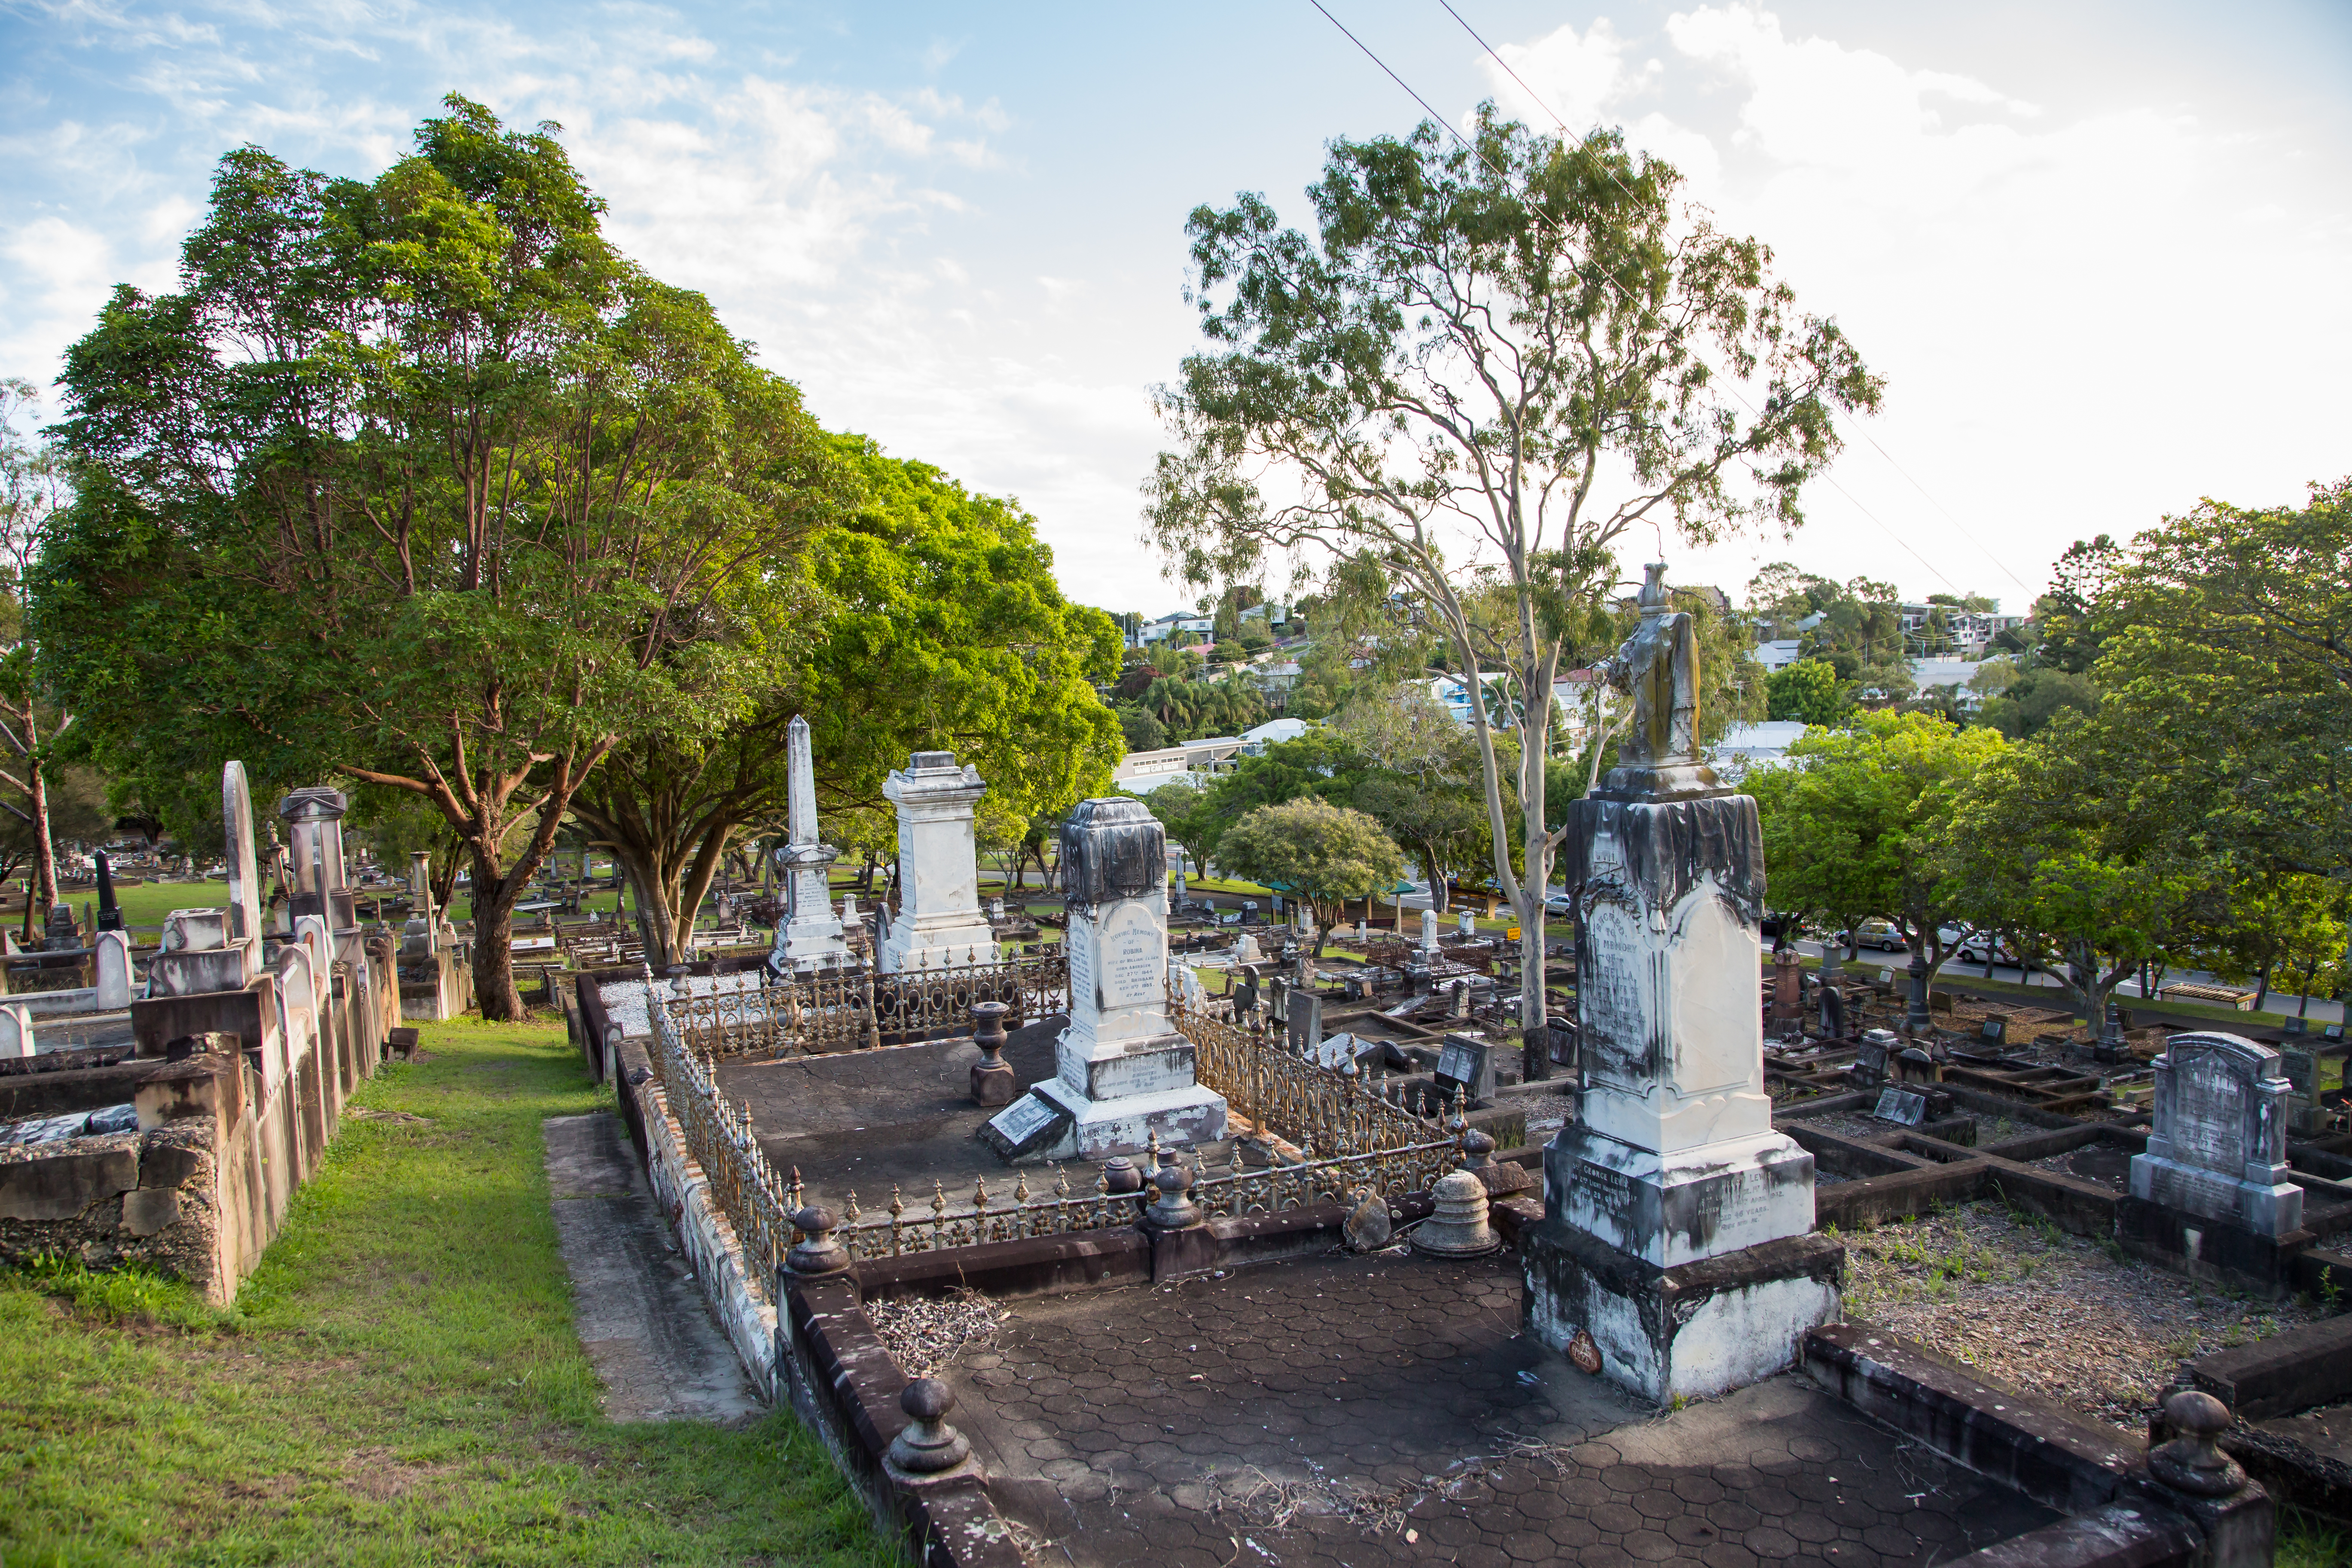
[866,1289,1006,1379]
[1843,1199,2328,1431]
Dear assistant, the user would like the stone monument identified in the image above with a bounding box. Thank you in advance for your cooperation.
[2127,1033,2303,1240]
[877,751,996,973]
[771,715,851,976]
[1520,563,1840,1403]
[982,798,1226,1162]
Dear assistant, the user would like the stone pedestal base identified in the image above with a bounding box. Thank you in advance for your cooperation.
[2128,1150,2303,1239]
[1543,1123,1817,1270]
[878,923,999,973]
[1027,1077,1226,1162]
[970,1061,1017,1107]
[1521,1220,1843,1403]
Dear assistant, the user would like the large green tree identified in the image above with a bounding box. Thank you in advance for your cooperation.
[38,98,846,1015]
[1145,110,1879,1073]
[2088,479,2350,887]
[1212,796,1406,980]
[1748,711,2007,1023]
[568,435,1120,965]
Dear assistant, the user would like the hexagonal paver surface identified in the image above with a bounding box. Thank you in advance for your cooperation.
[942,1252,2057,1566]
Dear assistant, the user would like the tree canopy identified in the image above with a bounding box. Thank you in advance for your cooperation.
[1145,108,1878,1059]
[38,96,852,1013]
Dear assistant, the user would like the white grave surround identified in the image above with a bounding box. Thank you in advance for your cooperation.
[2128,1032,2303,1237]
[1026,888,1226,1158]
[877,752,998,973]
[1521,793,1837,1404]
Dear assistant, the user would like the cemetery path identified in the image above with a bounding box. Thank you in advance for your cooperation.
[544,1111,762,1424]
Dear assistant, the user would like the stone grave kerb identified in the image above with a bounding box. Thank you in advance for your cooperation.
[2129,1031,2303,1237]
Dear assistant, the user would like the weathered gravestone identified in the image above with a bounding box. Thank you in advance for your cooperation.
[1285,990,1323,1056]
[982,798,1225,1161]
[1519,563,1836,1403]
[1436,1031,1495,1109]
[771,716,852,976]
[2127,1032,2302,1238]
[877,751,995,973]
[2279,1047,2321,1137]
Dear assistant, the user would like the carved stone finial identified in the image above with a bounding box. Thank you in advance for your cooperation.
[785,1205,851,1276]
[885,1377,976,1481]
[1412,1168,1500,1257]
[1144,1153,1203,1230]
[2151,1390,2246,1497]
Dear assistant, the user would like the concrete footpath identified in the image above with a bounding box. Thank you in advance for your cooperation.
[543,1112,763,1425]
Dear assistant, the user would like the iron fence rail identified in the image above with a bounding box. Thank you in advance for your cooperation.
[668,954,1069,1058]
[643,968,1471,1276]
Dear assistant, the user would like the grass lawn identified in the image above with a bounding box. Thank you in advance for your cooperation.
[0,1018,888,1568]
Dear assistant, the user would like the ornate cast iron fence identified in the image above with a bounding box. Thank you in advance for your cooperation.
[1177,998,1451,1156]
[641,971,1470,1275]
[664,952,1069,1059]
[645,971,795,1304]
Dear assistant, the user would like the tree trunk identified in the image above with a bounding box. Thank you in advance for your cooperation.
[467,850,528,1020]
[2254,961,2272,1013]
[27,757,56,925]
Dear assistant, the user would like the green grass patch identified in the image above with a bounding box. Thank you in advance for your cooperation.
[0,1018,888,1567]
[2279,1506,2350,1568]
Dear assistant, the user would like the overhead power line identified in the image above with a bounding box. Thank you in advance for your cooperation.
[1428,0,2036,601]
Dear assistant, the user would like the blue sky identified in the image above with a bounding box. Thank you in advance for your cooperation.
[5,1,2348,616]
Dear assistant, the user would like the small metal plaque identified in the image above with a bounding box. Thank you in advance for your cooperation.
[1872,1088,1928,1126]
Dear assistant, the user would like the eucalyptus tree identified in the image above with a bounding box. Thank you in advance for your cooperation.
[38,98,847,1016]
[1145,109,1880,1059]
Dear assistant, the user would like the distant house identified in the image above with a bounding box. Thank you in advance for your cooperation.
[1422,671,1515,728]
[1141,611,1214,644]
[1241,717,1311,753]
[1251,660,1303,701]
[1753,639,1805,673]
[1910,656,1984,703]
[1899,603,2027,659]
[1711,720,1809,780]
[1113,735,1248,792]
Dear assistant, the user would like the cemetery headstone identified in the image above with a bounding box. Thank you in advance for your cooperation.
[1285,989,1323,1056]
[94,851,122,932]
[1520,561,1834,1404]
[2282,1047,2321,1136]
[1980,1016,2008,1046]
[983,797,1225,1160]
[1872,1087,1928,1126]
[1457,910,1475,938]
[1231,964,1260,1020]
[1436,1031,1495,1108]
[1854,1028,1897,1086]
[1419,908,1439,958]
[876,750,995,973]
[2127,1031,2303,1237]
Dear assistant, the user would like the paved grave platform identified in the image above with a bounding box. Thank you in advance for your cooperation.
[719,1016,1239,1211]
[942,1251,2059,1567]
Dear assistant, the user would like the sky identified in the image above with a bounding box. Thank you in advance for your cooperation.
[4,0,2348,619]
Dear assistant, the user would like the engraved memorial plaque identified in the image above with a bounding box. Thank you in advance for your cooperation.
[1578,903,1650,1089]
[1872,1088,1928,1126]
[1098,901,1163,1010]
[980,1092,1072,1161]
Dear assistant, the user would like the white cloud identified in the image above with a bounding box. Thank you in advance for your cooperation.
[1470,2,2352,607]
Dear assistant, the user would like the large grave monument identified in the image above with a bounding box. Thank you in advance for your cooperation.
[1521,564,1840,1403]
[771,715,851,976]
[877,751,997,973]
[982,797,1226,1162]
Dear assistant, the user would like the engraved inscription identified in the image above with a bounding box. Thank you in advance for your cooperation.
[1099,900,1163,1010]
[2172,1056,2248,1174]
[988,1094,1058,1144]
[1579,904,1650,1089]
[1067,915,1095,1013]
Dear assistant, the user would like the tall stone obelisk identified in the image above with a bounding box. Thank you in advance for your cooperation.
[1520,563,1841,1403]
[772,715,851,976]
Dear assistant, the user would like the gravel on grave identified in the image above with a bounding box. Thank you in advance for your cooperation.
[1843,1200,2327,1432]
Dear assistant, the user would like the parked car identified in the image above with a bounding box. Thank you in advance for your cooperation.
[1544,891,1573,918]
[1953,935,2032,970]
[1840,919,1907,952]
